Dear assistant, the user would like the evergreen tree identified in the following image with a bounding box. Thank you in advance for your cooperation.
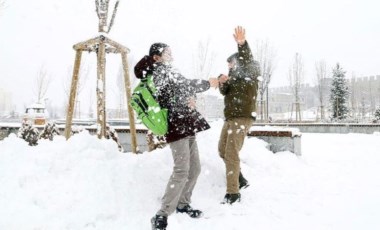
[375,108,380,121]
[329,63,350,120]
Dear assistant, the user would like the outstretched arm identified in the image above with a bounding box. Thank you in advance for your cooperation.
[233,26,260,78]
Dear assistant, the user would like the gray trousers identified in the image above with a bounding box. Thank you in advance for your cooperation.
[157,136,201,217]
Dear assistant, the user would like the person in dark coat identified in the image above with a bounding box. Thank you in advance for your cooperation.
[218,26,260,204]
[135,43,219,230]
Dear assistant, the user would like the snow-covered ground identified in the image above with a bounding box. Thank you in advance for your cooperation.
[1,120,379,230]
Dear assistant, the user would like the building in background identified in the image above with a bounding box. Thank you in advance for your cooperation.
[0,88,14,118]
[266,84,317,121]
[267,75,380,121]
[349,75,380,120]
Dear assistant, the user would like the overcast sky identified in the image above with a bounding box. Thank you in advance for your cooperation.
[0,0,379,112]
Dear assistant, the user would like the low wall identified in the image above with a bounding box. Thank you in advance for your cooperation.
[2,123,380,152]
[0,125,149,153]
[253,123,380,134]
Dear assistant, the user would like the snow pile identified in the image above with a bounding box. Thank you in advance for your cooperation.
[1,121,380,230]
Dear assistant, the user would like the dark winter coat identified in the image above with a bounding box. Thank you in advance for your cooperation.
[219,41,260,120]
[134,56,211,143]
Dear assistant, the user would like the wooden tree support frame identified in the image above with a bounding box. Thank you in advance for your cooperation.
[64,35,138,153]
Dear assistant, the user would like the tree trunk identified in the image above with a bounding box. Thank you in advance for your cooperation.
[96,41,106,138]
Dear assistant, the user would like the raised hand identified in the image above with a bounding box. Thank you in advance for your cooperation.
[218,74,229,84]
[209,77,219,89]
[233,26,246,45]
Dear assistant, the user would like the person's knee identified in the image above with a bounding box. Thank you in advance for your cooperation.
[225,149,240,162]
[173,165,190,180]
[218,142,226,159]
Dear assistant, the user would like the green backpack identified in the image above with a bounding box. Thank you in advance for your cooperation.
[130,75,168,136]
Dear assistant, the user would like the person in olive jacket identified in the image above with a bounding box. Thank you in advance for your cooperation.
[134,43,219,230]
[218,26,261,204]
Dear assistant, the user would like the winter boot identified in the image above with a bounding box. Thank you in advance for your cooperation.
[222,193,241,204]
[176,204,203,218]
[151,215,167,230]
[239,172,249,190]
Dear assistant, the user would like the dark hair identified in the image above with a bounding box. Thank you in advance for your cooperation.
[134,55,155,79]
[149,43,169,57]
[227,52,238,63]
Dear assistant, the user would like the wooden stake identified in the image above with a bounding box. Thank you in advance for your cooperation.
[97,40,107,138]
[64,50,82,139]
[121,51,138,153]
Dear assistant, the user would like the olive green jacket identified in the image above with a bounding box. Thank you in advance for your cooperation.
[219,41,260,120]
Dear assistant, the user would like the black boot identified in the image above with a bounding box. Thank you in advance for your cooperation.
[151,215,167,230]
[222,193,241,204]
[176,204,203,218]
[239,172,249,190]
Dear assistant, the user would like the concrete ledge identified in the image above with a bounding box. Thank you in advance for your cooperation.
[248,127,302,156]
[248,130,295,137]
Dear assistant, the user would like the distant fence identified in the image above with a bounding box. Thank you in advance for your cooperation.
[2,123,380,152]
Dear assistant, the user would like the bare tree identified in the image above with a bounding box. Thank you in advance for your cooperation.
[106,55,138,119]
[192,39,216,116]
[193,39,215,80]
[114,64,132,118]
[34,67,51,103]
[254,40,277,121]
[115,66,126,118]
[288,53,304,121]
[63,64,90,97]
[315,60,328,121]
[63,64,90,118]
[95,0,120,33]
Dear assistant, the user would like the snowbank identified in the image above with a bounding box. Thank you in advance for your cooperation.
[1,120,379,230]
